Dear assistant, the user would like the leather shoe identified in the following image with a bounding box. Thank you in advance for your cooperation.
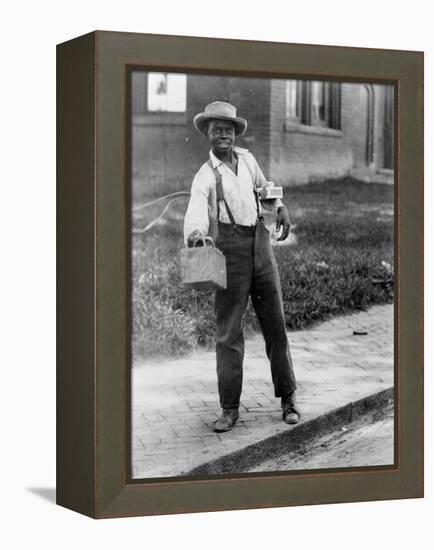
[281,392,300,424]
[214,408,239,432]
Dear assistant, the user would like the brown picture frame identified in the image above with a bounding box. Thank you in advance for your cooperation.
[57,30,424,518]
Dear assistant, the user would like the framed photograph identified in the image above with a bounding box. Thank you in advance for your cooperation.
[57,31,423,518]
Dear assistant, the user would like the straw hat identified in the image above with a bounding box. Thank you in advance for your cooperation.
[193,101,247,136]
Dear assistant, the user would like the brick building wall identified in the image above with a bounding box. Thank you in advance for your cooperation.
[341,83,394,180]
[341,83,371,169]
[269,79,352,186]
[131,71,394,203]
[372,84,393,170]
[131,72,271,201]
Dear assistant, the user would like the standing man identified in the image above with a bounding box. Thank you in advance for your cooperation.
[184,101,300,433]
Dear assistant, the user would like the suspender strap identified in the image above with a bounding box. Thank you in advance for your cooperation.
[207,159,236,225]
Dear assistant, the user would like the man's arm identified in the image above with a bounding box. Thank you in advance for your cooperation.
[247,153,284,211]
[183,167,211,246]
[250,153,291,241]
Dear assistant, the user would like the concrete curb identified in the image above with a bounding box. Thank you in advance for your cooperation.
[186,387,394,476]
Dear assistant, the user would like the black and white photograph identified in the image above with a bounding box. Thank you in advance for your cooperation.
[130,69,395,480]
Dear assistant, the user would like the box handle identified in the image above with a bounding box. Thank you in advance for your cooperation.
[193,236,216,248]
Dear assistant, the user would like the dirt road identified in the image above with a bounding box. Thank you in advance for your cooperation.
[249,402,394,472]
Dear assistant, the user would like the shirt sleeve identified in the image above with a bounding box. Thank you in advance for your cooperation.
[183,167,211,245]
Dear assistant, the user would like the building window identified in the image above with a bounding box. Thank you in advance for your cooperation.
[147,73,187,112]
[285,80,341,131]
[311,81,327,124]
[285,80,311,125]
[328,82,342,130]
[285,80,301,120]
[311,81,341,129]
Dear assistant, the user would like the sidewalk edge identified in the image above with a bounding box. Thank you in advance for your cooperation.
[186,387,394,475]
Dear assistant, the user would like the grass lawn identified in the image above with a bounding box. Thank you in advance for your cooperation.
[131,177,394,359]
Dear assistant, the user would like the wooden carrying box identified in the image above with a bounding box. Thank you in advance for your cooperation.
[180,236,227,290]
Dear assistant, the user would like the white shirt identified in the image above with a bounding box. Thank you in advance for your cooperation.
[183,147,282,243]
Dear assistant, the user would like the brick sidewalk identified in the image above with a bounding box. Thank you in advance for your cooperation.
[131,303,394,478]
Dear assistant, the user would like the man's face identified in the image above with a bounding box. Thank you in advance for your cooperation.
[206,119,236,154]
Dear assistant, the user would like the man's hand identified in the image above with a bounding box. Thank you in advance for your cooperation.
[276,206,291,241]
[187,229,203,247]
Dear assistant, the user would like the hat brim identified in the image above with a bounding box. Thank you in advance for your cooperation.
[193,113,247,136]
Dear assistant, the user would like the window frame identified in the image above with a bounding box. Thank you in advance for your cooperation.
[132,70,188,126]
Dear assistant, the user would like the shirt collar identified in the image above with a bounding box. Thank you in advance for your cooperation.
[209,146,249,169]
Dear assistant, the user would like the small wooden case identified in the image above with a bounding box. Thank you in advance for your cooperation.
[258,182,283,200]
[180,236,227,291]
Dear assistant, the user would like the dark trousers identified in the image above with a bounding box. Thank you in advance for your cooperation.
[215,220,297,409]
